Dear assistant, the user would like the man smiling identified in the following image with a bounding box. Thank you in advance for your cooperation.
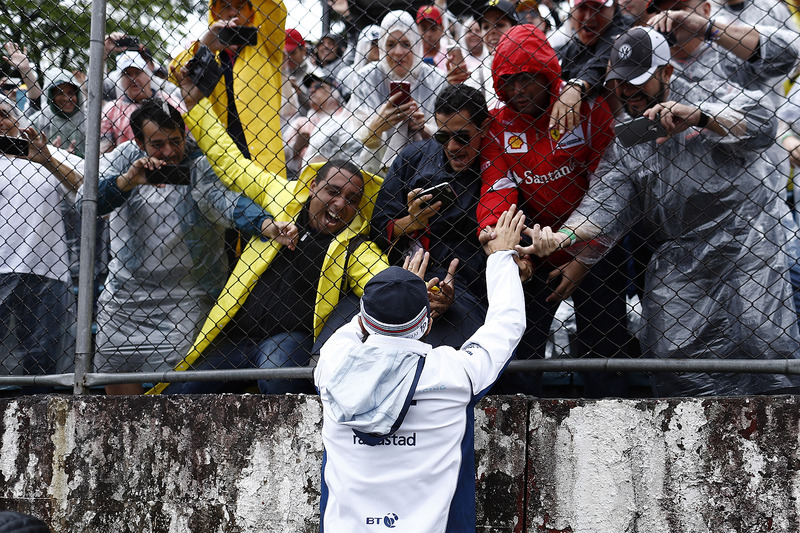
[372,84,495,346]
[151,76,390,394]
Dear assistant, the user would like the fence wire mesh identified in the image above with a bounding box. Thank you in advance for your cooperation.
[1,0,800,398]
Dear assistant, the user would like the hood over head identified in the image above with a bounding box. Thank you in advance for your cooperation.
[378,10,424,80]
[42,67,83,118]
[491,24,562,104]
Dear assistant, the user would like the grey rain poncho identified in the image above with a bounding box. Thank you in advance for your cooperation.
[77,141,269,373]
[565,76,800,397]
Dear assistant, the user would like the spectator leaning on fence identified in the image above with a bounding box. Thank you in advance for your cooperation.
[477,25,630,398]
[349,9,447,175]
[79,99,287,396]
[526,27,800,397]
[170,0,287,177]
[648,0,800,323]
[315,207,528,532]
[0,96,82,388]
[146,76,390,395]
[371,84,505,348]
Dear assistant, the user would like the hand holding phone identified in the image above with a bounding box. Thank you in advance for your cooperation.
[418,182,457,210]
[217,26,258,47]
[145,163,192,186]
[614,115,667,147]
[389,81,412,106]
[0,135,29,156]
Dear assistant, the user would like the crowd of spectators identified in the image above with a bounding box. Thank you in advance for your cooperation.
[2,0,800,399]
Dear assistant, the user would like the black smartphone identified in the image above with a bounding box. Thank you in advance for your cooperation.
[115,36,139,49]
[418,182,457,210]
[145,164,191,186]
[218,26,258,46]
[389,81,412,105]
[0,135,29,156]
[614,116,667,147]
[186,45,224,97]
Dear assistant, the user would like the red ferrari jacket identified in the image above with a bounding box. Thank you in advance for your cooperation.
[477,25,615,244]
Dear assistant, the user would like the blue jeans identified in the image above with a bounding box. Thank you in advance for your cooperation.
[163,331,314,394]
[0,273,75,391]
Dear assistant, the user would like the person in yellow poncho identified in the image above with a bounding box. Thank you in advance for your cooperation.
[148,91,389,395]
[170,0,286,177]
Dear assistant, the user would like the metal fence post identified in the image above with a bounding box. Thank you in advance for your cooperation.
[73,0,106,395]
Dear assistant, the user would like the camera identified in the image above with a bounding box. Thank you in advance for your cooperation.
[0,136,29,156]
[186,45,224,97]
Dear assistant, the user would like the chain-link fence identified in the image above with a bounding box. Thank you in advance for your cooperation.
[1,0,800,398]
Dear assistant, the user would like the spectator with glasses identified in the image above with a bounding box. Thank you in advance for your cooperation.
[371,84,518,346]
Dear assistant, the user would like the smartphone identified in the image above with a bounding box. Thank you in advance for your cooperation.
[418,182,457,210]
[0,135,29,156]
[145,164,192,186]
[614,116,667,147]
[218,26,258,46]
[389,81,412,106]
[446,44,464,67]
[115,36,139,49]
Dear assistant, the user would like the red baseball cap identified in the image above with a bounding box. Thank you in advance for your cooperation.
[569,0,614,7]
[285,28,305,52]
[416,5,444,25]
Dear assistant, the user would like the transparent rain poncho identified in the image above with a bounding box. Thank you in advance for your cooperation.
[564,76,800,397]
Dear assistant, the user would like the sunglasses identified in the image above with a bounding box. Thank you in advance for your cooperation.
[434,130,473,146]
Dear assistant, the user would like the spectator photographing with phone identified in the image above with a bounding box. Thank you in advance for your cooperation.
[0,95,82,391]
[79,99,289,395]
[349,9,446,175]
[169,0,286,177]
[372,84,514,347]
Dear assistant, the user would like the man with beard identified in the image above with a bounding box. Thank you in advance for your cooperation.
[477,25,630,397]
[523,27,800,397]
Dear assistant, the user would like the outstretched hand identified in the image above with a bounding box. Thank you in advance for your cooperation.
[427,258,458,319]
[516,224,566,258]
[262,219,299,250]
[484,205,526,255]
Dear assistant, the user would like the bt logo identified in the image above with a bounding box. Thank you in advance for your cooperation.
[365,513,399,528]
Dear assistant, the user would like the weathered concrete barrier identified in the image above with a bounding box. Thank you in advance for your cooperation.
[1,394,798,532]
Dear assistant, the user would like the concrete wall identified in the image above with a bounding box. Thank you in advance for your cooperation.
[1,394,799,532]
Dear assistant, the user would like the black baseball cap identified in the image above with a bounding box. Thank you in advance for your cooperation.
[606,27,671,86]
[477,0,519,25]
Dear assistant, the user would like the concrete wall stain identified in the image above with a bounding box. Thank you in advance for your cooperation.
[2,395,800,532]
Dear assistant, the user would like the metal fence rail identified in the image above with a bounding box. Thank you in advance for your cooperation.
[1,0,800,398]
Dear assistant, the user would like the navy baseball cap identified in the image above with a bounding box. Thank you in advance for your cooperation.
[360,267,430,338]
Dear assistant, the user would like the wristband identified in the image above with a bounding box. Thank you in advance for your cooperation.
[704,19,720,41]
[697,110,710,129]
[557,228,577,246]
[564,78,587,99]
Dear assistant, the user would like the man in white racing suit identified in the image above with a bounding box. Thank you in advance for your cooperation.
[315,206,528,532]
